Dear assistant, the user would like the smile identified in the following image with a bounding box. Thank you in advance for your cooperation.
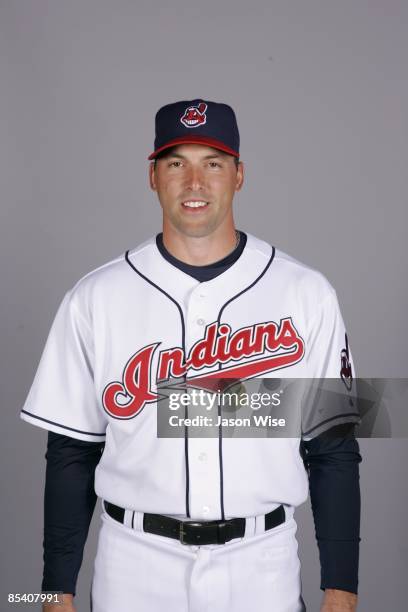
[182,201,209,209]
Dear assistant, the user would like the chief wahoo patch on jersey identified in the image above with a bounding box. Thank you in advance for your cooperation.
[102,317,305,420]
[180,102,207,128]
[340,332,353,391]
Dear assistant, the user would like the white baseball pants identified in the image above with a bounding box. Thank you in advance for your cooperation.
[90,507,306,612]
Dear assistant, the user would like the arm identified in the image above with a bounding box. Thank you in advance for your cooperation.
[321,589,358,612]
[301,423,362,612]
[43,594,75,612]
[41,431,104,611]
[18,288,108,609]
[301,281,361,609]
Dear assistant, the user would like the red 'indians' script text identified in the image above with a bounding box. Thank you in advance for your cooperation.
[102,318,305,419]
[157,319,302,379]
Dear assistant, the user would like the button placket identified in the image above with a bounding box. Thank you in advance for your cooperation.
[184,285,224,521]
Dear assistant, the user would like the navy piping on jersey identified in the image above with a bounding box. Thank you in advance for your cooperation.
[215,246,276,520]
[20,410,106,437]
[124,249,191,517]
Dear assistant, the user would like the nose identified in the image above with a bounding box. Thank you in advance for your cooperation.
[185,165,205,192]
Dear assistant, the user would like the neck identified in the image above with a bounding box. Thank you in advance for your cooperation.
[162,223,238,266]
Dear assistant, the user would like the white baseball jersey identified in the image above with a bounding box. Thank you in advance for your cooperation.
[20,232,358,521]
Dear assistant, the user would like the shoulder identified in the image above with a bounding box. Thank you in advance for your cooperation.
[65,236,157,313]
[245,232,337,304]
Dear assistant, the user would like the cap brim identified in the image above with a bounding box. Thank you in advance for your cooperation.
[148,135,239,160]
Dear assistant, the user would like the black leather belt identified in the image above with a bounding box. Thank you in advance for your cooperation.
[103,500,286,545]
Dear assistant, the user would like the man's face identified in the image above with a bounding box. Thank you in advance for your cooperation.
[149,144,244,238]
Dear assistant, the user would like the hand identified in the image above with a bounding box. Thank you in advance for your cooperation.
[43,593,75,612]
[320,588,358,612]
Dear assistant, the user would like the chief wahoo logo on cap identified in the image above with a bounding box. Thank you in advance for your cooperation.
[180,102,208,128]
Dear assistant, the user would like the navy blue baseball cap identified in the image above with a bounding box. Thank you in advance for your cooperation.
[148,99,240,160]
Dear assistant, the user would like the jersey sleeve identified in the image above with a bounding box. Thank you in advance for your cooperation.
[301,288,361,440]
[20,289,108,442]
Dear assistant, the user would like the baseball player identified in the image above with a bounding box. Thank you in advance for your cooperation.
[20,99,361,612]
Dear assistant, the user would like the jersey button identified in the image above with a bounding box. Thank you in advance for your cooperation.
[198,452,207,462]
[196,318,206,326]
[202,506,210,516]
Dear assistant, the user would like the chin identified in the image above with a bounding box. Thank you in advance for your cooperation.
[172,219,220,239]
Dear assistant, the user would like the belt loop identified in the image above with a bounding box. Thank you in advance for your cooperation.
[254,513,265,535]
[133,510,144,532]
[283,504,293,521]
[123,509,133,529]
[244,516,256,538]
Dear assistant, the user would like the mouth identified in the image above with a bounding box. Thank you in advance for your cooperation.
[181,200,210,211]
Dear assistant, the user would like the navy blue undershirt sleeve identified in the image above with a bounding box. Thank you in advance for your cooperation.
[301,423,362,594]
[42,432,104,596]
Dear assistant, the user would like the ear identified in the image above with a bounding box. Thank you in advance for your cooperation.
[149,161,157,191]
[235,161,244,191]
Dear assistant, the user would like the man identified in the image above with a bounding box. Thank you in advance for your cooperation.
[20,99,361,611]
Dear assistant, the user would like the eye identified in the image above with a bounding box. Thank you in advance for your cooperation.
[209,161,221,168]
[169,161,182,167]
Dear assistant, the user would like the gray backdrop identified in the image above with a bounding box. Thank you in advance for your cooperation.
[1,1,407,610]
